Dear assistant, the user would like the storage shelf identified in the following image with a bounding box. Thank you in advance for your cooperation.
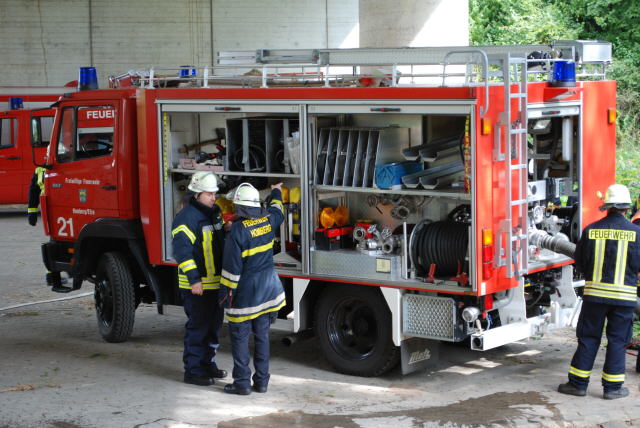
[171,168,300,178]
[313,184,471,200]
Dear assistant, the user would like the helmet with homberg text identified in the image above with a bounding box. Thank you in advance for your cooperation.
[602,184,632,210]
[188,171,219,193]
[232,182,261,207]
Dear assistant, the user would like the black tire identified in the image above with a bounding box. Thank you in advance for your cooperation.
[94,251,136,343]
[315,285,399,376]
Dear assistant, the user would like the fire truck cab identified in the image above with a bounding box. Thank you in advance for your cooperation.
[39,41,616,376]
[0,88,72,205]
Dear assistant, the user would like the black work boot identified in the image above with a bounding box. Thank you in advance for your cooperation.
[252,384,268,393]
[46,273,68,286]
[47,272,72,293]
[184,374,214,386]
[558,382,587,397]
[223,383,251,395]
[603,387,629,400]
[46,272,59,287]
[206,367,228,379]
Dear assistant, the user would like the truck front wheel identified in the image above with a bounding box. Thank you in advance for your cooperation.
[94,251,136,343]
[315,285,399,376]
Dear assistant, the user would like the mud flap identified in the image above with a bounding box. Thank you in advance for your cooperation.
[400,337,439,375]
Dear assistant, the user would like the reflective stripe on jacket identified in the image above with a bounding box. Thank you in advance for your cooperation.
[171,197,225,290]
[574,212,640,307]
[220,188,286,322]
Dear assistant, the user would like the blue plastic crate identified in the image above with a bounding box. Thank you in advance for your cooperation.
[375,161,422,189]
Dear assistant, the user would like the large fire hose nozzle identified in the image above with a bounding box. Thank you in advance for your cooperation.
[529,230,576,259]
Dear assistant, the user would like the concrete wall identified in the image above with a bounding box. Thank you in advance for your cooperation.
[360,0,468,48]
[0,0,359,86]
[0,0,468,88]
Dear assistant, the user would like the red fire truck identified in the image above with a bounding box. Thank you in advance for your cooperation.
[0,87,72,205]
[35,41,616,376]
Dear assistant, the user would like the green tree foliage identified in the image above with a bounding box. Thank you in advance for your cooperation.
[470,0,578,45]
[470,0,640,199]
[555,0,640,92]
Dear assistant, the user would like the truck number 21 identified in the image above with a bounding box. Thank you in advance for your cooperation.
[57,217,74,237]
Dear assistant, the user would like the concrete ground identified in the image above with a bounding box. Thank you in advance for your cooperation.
[1,210,639,428]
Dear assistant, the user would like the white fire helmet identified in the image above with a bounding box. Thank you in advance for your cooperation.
[603,184,632,209]
[188,171,219,193]
[232,183,261,207]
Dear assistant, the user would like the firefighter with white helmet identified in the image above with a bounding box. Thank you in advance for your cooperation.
[231,182,262,207]
[171,171,228,386]
[219,182,286,395]
[558,183,640,399]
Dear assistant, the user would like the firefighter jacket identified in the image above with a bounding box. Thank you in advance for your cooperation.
[220,188,286,323]
[27,167,46,214]
[171,197,225,290]
[574,212,640,307]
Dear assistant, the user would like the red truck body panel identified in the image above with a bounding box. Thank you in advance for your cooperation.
[0,108,55,204]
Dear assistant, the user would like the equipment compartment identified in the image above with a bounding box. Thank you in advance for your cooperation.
[159,107,303,271]
[308,109,473,289]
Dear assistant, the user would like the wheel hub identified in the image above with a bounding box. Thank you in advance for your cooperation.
[328,298,378,361]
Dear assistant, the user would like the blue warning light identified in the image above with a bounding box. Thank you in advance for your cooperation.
[551,60,576,87]
[78,67,99,91]
[179,65,197,78]
[9,97,23,109]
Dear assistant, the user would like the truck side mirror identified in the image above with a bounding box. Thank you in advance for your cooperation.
[31,117,48,148]
[30,116,53,169]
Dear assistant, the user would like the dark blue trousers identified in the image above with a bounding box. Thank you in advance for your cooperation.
[568,300,634,392]
[228,312,274,389]
[181,289,224,377]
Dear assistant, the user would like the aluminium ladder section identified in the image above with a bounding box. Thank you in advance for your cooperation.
[495,54,529,280]
[118,42,611,92]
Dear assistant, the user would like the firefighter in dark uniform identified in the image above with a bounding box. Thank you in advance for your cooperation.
[558,184,640,400]
[27,166,68,290]
[220,182,286,395]
[27,166,46,226]
[172,171,228,386]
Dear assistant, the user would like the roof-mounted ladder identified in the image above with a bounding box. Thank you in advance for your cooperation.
[109,41,612,114]
[494,53,529,280]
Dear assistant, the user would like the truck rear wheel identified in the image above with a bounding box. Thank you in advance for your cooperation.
[315,285,399,376]
[94,251,136,343]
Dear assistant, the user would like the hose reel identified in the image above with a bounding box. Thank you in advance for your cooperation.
[410,220,469,277]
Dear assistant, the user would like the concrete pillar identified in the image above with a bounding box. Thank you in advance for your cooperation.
[359,0,468,48]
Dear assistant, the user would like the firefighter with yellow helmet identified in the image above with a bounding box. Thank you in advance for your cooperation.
[558,184,640,399]
[171,171,228,386]
[219,182,286,395]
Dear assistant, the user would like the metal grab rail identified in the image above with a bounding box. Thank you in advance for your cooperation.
[108,42,612,92]
[442,49,490,117]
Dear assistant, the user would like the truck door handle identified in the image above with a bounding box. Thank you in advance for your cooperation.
[7,156,21,160]
[370,107,401,112]
[102,185,117,190]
